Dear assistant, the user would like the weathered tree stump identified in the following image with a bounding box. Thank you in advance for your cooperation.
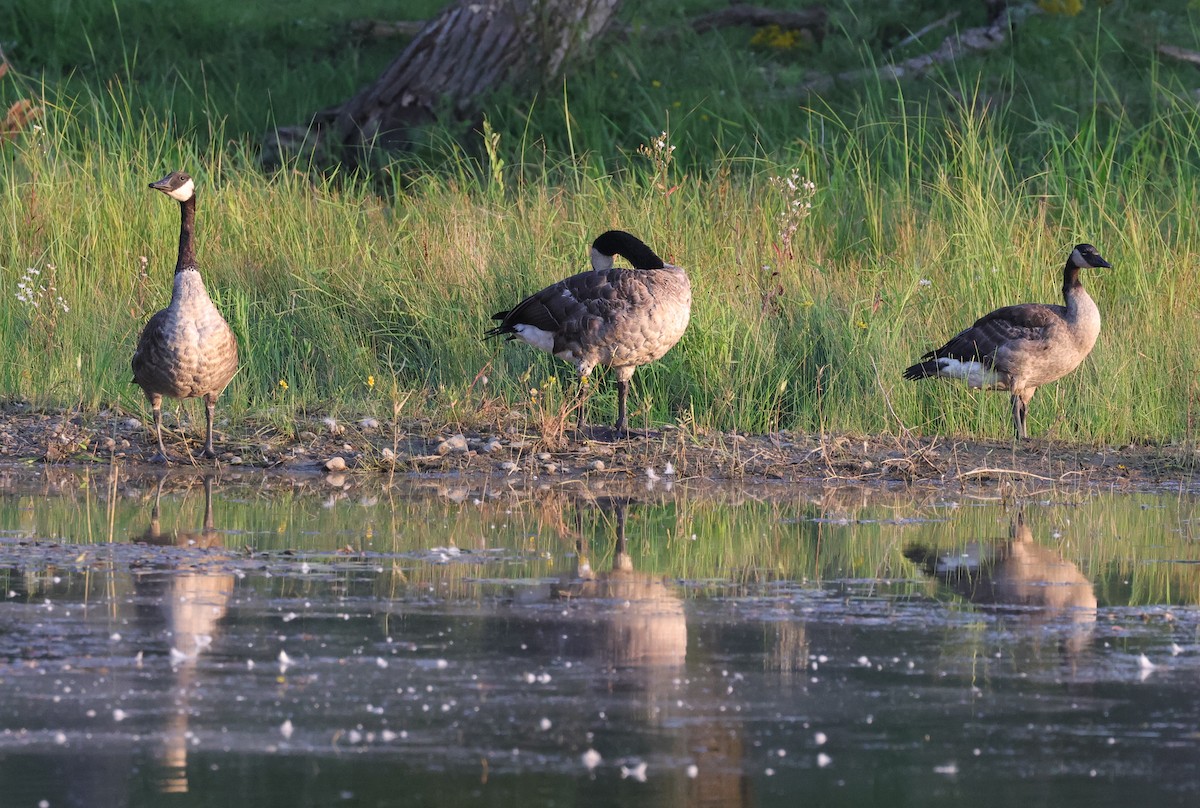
[263,0,622,169]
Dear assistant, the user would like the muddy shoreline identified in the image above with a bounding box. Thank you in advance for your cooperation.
[1,405,1196,495]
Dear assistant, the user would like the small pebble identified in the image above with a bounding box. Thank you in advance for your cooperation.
[324,456,347,472]
[437,434,469,455]
[588,460,605,471]
[499,461,519,473]
[381,448,396,462]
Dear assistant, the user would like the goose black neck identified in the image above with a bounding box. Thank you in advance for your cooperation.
[175,194,197,274]
[1061,260,1082,300]
[621,243,665,270]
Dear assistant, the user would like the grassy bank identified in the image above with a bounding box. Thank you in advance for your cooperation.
[2,1,1200,444]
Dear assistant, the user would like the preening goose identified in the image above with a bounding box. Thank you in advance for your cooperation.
[486,230,691,434]
[903,243,1111,439]
[132,171,240,462]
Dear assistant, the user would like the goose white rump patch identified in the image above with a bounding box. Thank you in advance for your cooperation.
[512,324,555,353]
[935,358,1004,389]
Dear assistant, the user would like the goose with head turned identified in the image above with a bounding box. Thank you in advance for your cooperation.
[132,171,239,462]
[903,243,1111,440]
[486,230,691,436]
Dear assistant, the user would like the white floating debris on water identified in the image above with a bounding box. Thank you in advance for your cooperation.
[1172,643,1184,656]
[645,467,660,481]
[814,731,827,745]
[300,562,311,574]
[54,731,67,745]
[581,749,602,770]
[620,761,648,782]
[347,729,363,744]
[934,762,959,776]
[113,709,128,722]
[857,656,870,666]
[381,729,398,742]
[168,647,190,665]
[279,650,293,673]
[376,657,389,669]
[109,633,121,641]
[539,718,552,731]
[765,768,775,776]
[280,720,294,739]
[817,753,832,768]
[436,659,448,669]
[1138,654,1157,670]
[686,764,698,779]
[282,612,298,622]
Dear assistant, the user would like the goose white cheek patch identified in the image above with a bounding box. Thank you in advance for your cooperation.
[166,178,195,202]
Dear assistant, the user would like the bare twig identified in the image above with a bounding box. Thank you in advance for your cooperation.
[955,467,1055,481]
[887,10,961,53]
[803,4,1041,93]
[1158,43,1200,68]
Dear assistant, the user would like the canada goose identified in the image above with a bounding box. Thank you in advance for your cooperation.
[903,243,1111,439]
[485,230,691,434]
[132,171,239,462]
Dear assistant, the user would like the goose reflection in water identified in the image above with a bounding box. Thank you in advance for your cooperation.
[135,473,234,794]
[550,498,751,807]
[551,498,687,669]
[905,511,1097,655]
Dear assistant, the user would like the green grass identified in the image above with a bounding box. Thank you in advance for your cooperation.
[3,1,1200,443]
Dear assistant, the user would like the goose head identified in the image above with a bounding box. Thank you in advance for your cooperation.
[150,171,196,202]
[1068,243,1111,269]
[590,230,666,271]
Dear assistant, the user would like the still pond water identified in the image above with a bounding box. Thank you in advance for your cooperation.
[1,468,1199,807]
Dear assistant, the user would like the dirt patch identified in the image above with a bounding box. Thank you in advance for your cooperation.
[1,403,1196,494]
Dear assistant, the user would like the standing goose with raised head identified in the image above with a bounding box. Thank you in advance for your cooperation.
[903,243,1111,439]
[132,171,240,462]
[486,230,691,435]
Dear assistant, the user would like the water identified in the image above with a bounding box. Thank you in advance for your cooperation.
[1,468,1199,807]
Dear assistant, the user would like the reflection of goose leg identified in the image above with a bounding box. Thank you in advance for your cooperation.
[201,474,214,533]
[613,502,632,573]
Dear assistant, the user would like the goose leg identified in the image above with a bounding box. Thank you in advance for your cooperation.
[614,367,636,436]
[1010,389,1035,440]
[615,379,629,434]
[148,393,169,464]
[202,394,219,459]
[575,374,589,433]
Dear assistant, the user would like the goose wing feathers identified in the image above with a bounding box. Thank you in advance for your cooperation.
[487,267,639,341]
[923,303,1065,364]
[131,309,172,386]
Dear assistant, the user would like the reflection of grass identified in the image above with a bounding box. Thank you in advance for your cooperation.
[3,478,1200,606]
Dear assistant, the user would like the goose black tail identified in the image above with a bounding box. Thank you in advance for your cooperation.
[902,359,940,381]
[484,311,512,340]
